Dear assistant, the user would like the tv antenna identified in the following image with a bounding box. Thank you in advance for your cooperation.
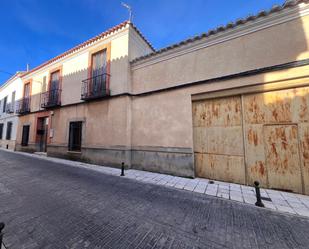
[121,2,133,22]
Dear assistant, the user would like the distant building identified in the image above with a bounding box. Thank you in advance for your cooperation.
[0,72,23,150]
[2,0,309,194]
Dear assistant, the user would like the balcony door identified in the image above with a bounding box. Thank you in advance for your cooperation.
[23,83,31,110]
[24,83,30,99]
[49,70,60,105]
[91,49,107,95]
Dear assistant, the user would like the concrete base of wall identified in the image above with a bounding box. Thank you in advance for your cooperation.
[131,147,194,178]
[15,143,37,153]
[0,140,16,150]
[16,143,195,178]
[47,145,129,168]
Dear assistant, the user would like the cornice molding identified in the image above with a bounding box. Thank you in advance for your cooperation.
[132,3,309,70]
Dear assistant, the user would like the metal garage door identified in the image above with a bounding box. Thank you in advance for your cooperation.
[192,96,246,184]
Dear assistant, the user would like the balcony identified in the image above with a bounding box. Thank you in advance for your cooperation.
[5,103,15,114]
[41,89,61,109]
[81,73,110,101]
[16,98,31,114]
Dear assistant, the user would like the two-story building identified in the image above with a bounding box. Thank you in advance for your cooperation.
[13,0,309,195]
[0,72,24,150]
[16,21,153,161]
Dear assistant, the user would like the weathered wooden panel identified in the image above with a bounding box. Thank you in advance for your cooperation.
[193,127,207,153]
[195,153,245,184]
[194,86,309,194]
[263,90,293,123]
[292,87,309,123]
[244,124,267,186]
[192,96,242,127]
[244,94,266,124]
[264,125,302,193]
[193,96,245,182]
[205,127,243,156]
[299,123,309,195]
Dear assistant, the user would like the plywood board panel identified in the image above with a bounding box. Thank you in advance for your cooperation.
[264,125,302,193]
[195,153,245,184]
[244,124,267,186]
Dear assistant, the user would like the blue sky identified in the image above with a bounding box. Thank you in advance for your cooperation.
[0,0,286,84]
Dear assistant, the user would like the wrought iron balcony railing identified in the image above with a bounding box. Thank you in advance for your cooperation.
[16,98,31,114]
[81,73,110,101]
[5,103,15,114]
[41,89,61,109]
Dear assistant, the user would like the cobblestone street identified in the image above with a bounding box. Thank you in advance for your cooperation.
[1,150,309,249]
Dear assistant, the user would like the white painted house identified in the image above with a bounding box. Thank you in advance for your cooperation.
[0,72,24,150]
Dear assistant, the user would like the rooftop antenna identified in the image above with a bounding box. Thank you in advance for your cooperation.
[26,63,30,72]
[121,2,133,22]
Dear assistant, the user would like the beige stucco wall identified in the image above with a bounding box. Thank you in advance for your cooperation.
[50,96,129,148]
[131,14,309,93]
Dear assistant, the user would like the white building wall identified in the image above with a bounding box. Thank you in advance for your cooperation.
[0,74,23,149]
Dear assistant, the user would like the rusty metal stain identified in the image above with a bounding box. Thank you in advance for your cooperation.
[193,86,309,194]
[264,125,302,193]
[193,96,245,184]
[243,94,265,124]
[264,89,293,123]
[298,124,309,195]
[193,96,242,128]
[245,125,268,186]
[195,153,245,184]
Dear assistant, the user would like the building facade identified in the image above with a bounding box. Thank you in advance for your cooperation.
[11,0,309,194]
[0,73,23,150]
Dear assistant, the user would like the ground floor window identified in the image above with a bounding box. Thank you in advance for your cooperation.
[21,125,30,146]
[68,121,82,151]
[0,123,3,139]
[6,122,12,140]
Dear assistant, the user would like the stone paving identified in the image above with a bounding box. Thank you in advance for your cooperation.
[6,149,309,218]
[1,149,309,248]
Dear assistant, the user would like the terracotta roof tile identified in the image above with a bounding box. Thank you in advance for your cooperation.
[131,0,309,64]
[22,20,154,77]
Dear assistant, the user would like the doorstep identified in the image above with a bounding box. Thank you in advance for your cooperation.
[2,148,309,218]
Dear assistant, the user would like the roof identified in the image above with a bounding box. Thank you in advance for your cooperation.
[131,0,309,64]
[0,71,25,90]
[22,20,154,78]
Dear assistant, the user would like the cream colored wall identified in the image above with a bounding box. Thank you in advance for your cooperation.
[132,90,193,149]
[129,27,153,61]
[62,52,88,105]
[50,96,129,147]
[131,14,309,94]
[30,71,49,112]
[110,32,130,94]
[21,27,131,109]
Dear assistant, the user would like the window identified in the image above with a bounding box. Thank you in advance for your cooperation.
[2,96,7,113]
[0,124,3,140]
[91,49,107,94]
[42,76,47,92]
[21,125,30,146]
[24,83,30,98]
[6,122,12,140]
[11,91,16,112]
[68,121,82,151]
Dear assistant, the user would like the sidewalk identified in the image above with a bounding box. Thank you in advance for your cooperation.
[3,148,309,218]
